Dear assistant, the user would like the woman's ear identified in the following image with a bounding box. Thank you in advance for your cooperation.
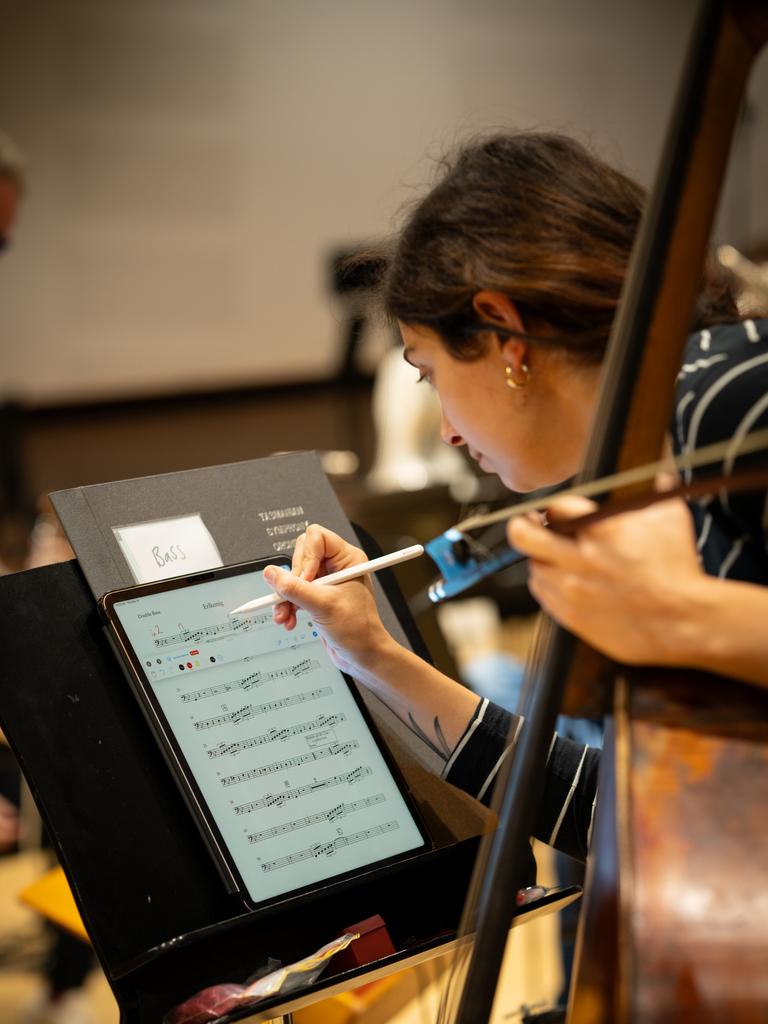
[471,290,526,334]
[472,290,529,370]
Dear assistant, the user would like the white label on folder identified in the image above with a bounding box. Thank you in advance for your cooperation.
[113,514,223,584]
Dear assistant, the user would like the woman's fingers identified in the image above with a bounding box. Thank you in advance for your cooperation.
[520,498,705,665]
[654,469,680,493]
[508,515,580,570]
[263,560,389,678]
[274,534,304,624]
[270,525,374,637]
[291,524,366,580]
[291,534,305,575]
[508,495,600,569]
[265,564,332,619]
[543,494,599,522]
[279,525,328,623]
[298,524,326,580]
[527,563,582,626]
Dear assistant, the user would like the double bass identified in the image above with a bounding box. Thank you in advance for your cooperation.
[438,2,768,1022]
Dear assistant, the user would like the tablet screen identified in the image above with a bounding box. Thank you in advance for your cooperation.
[108,565,426,906]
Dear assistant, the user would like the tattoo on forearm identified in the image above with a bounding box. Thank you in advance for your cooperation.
[408,711,452,761]
[433,716,451,758]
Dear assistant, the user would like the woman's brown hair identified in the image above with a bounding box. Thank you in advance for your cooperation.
[382,132,738,362]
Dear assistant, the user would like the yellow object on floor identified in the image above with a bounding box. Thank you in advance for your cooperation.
[18,865,89,943]
[294,967,438,1024]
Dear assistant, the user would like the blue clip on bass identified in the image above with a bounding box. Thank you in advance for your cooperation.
[425,527,526,603]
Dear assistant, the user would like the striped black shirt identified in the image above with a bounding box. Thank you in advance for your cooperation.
[443,318,768,862]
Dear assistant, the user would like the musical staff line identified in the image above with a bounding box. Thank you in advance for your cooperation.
[207,712,347,758]
[181,658,319,704]
[233,766,373,815]
[248,793,386,844]
[220,740,359,787]
[194,687,333,731]
[153,614,272,649]
[261,820,400,872]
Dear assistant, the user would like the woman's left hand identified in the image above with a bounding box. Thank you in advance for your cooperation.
[507,495,705,666]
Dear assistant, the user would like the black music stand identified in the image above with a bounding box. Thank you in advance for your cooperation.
[0,455,578,1022]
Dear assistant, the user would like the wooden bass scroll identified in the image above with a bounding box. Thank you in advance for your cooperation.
[447,3,768,1024]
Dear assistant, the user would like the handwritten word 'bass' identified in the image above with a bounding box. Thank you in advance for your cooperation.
[152,544,186,569]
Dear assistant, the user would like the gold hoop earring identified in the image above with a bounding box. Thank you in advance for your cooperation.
[505,363,530,389]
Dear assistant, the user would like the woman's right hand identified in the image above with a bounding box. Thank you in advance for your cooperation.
[265,524,394,678]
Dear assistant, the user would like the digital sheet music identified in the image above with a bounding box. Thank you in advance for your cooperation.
[112,568,424,903]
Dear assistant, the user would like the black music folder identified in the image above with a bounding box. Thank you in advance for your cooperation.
[50,452,402,621]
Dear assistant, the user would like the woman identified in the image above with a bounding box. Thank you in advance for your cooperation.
[265,132,768,861]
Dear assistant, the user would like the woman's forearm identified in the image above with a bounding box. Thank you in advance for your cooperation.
[265,545,481,763]
[354,633,482,762]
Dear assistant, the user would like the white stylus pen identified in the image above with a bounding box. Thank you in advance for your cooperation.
[229,544,425,615]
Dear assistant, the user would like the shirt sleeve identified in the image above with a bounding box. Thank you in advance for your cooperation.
[674,319,768,581]
[443,697,600,862]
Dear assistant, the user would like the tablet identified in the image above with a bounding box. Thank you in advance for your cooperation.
[99,559,428,911]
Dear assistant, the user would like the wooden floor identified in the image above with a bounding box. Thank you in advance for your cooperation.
[0,845,563,1024]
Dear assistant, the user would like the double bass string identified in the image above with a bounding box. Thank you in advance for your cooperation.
[455,425,768,534]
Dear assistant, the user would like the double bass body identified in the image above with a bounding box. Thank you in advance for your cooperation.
[569,5,768,1017]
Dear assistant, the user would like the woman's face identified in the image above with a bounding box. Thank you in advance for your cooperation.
[399,321,601,492]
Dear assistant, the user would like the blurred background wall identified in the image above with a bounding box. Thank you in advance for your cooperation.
[0,0,766,519]
[6,0,766,403]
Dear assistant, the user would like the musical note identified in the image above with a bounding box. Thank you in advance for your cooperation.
[206,712,347,758]
[220,740,359,787]
[193,687,333,731]
[180,658,319,703]
[247,793,386,844]
[260,820,400,872]
[182,668,263,703]
[153,614,272,649]
[233,766,373,815]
